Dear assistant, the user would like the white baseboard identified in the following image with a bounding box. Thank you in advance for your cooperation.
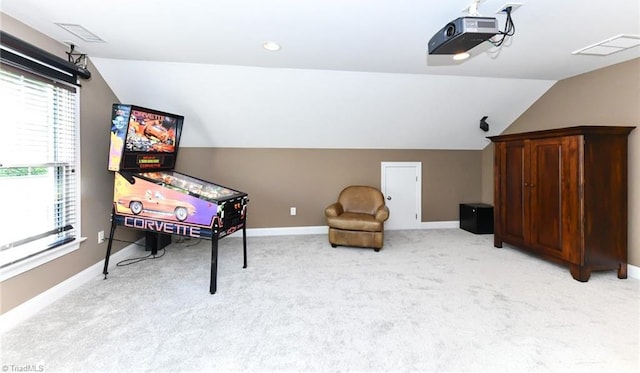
[628,263,640,280]
[0,238,144,334]
[246,226,327,236]
[245,221,460,236]
[420,220,459,229]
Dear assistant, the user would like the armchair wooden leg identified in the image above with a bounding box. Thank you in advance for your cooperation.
[331,244,337,248]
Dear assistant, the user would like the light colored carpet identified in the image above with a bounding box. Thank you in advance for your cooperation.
[1,229,638,372]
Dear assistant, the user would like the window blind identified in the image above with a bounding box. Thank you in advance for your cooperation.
[0,65,78,268]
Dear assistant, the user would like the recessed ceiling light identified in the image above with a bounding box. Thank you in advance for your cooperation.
[263,41,281,51]
[453,52,470,61]
[55,23,105,43]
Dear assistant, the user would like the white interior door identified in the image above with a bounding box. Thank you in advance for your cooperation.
[381,162,421,230]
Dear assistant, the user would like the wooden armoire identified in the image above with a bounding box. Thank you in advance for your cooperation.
[489,126,635,282]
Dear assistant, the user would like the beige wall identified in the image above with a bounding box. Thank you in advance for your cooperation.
[481,58,640,266]
[177,148,483,227]
[0,14,142,314]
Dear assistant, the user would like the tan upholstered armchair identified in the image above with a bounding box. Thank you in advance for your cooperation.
[324,185,390,251]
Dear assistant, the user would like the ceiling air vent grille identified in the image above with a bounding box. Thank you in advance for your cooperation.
[572,34,640,56]
[55,23,105,43]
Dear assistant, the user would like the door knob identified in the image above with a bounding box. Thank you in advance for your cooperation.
[387,196,392,200]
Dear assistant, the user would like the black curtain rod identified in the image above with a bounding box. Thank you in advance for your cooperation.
[0,30,91,80]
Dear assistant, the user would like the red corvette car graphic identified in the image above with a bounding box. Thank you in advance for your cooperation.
[144,123,170,142]
[117,190,196,222]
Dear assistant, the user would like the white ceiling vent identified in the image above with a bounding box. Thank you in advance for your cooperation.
[572,34,640,56]
[55,23,105,43]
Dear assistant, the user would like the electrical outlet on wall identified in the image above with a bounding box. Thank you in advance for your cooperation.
[290,207,297,216]
[98,230,105,244]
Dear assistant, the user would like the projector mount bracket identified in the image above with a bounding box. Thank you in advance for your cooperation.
[462,0,488,16]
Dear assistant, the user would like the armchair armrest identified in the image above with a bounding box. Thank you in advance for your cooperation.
[325,202,344,217]
[375,205,390,222]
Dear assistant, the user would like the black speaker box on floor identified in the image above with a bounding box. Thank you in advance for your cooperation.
[459,203,494,234]
[145,231,171,254]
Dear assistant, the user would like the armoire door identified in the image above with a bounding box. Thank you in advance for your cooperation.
[528,136,580,261]
[496,140,527,246]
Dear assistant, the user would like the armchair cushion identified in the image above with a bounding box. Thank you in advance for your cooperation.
[327,211,382,232]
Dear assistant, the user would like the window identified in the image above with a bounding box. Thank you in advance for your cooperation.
[0,54,81,279]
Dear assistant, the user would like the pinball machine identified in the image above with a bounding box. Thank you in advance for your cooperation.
[102,104,248,294]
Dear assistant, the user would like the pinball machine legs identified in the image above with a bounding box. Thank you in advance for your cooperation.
[210,235,218,294]
[209,224,248,294]
[102,208,248,294]
[102,209,118,279]
[243,224,247,268]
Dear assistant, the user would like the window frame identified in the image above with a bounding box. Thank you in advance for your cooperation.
[0,36,85,282]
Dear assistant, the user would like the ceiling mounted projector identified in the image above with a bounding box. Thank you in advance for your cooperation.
[428,17,499,55]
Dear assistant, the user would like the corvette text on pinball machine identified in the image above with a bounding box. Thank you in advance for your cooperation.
[123,216,202,237]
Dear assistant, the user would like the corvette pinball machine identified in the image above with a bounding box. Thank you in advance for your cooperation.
[102,104,248,294]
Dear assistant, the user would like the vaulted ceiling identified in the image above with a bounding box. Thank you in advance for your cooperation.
[2,0,639,149]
